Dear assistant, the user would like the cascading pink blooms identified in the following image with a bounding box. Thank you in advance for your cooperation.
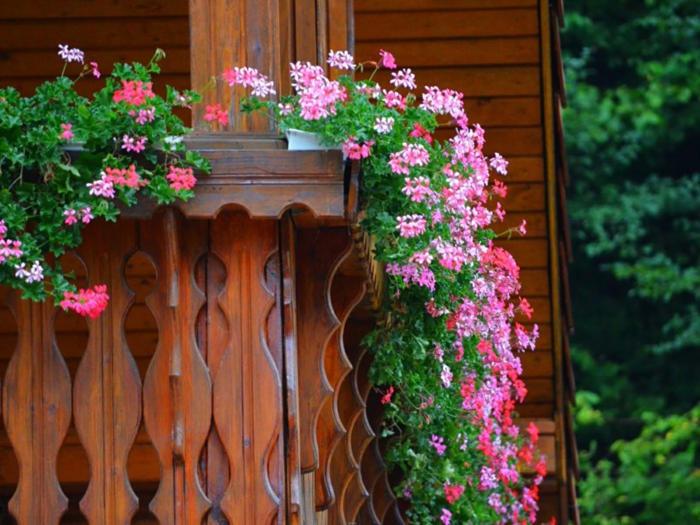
[223,49,546,524]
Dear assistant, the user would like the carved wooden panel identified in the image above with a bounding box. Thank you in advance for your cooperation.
[2,293,71,523]
[73,221,142,524]
[140,209,213,524]
[295,229,354,507]
[210,210,285,524]
[323,275,366,523]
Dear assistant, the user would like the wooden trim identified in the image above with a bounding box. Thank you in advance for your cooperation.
[118,135,348,221]
[539,1,568,523]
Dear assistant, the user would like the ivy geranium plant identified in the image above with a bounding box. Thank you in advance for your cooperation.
[225,50,548,524]
[0,45,210,317]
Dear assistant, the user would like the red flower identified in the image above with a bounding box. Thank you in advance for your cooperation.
[381,386,394,404]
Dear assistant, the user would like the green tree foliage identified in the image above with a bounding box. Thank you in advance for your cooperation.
[577,404,700,524]
[563,0,700,521]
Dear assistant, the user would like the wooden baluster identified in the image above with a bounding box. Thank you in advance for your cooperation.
[200,251,232,524]
[296,229,354,509]
[280,215,302,525]
[141,209,212,524]
[322,274,365,522]
[72,221,141,524]
[210,210,284,524]
[2,292,71,523]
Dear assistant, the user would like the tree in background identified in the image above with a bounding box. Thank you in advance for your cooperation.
[562,0,700,521]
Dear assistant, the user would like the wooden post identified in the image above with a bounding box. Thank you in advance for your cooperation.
[188,0,352,131]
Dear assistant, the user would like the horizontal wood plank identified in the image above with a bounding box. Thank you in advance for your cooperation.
[0,18,189,51]
[521,351,554,378]
[498,211,548,239]
[367,66,541,97]
[500,182,546,212]
[517,403,554,418]
[464,97,541,128]
[503,157,545,183]
[355,9,538,40]
[355,38,540,67]
[519,268,551,297]
[0,0,188,19]
[494,238,549,268]
[355,0,537,12]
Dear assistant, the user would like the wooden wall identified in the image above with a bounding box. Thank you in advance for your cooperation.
[0,1,190,109]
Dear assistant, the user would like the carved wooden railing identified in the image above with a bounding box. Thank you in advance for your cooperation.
[0,140,401,524]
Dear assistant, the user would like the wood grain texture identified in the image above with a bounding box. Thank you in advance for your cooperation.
[336,321,376,524]
[2,293,71,523]
[211,211,284,525]
[280,216,303,525]
[355,9,538,40]
[318,274,365,516]
[296,229,353,479]
[140,210,212,524]
[355,38,540,68]
[0,0,188,19]
[0,18,189,51]
[72,221,142,524]
[355,0,536,11]
[120,148,347,221]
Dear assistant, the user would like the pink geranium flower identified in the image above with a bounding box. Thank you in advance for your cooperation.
[379,49,397,69]
[60,123,74,141]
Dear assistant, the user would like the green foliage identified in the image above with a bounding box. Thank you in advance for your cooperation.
[0,49,209,307]
[563,1,700,522]
[578,404,700,524]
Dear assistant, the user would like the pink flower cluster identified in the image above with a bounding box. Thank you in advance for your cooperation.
[130,107,156,125]
[0,221,23,265]
[166,166,196,191]
[290,62,347,120]
[58,44,84,64]
[60,123,74,141]
[222,67,276,97]
[223,49,545,523]
[113,80,155,106]
[121,135,147,154]
[342,136,374,160]
[60,285,110,319]
[204,104,228,126]
[14,260,43,284]
[104,165,142,189]
[63,207,94,225]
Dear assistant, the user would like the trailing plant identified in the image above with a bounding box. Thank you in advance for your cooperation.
[226,50,547,523]
[0,45,210,317]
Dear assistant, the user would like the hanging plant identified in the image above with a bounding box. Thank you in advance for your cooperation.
[225,50,547,524]
[0,45,210,317]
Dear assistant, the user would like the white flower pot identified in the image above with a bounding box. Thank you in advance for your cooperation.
[285,129,344,157]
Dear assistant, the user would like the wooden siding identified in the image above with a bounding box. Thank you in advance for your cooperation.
[0,0,191,102]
